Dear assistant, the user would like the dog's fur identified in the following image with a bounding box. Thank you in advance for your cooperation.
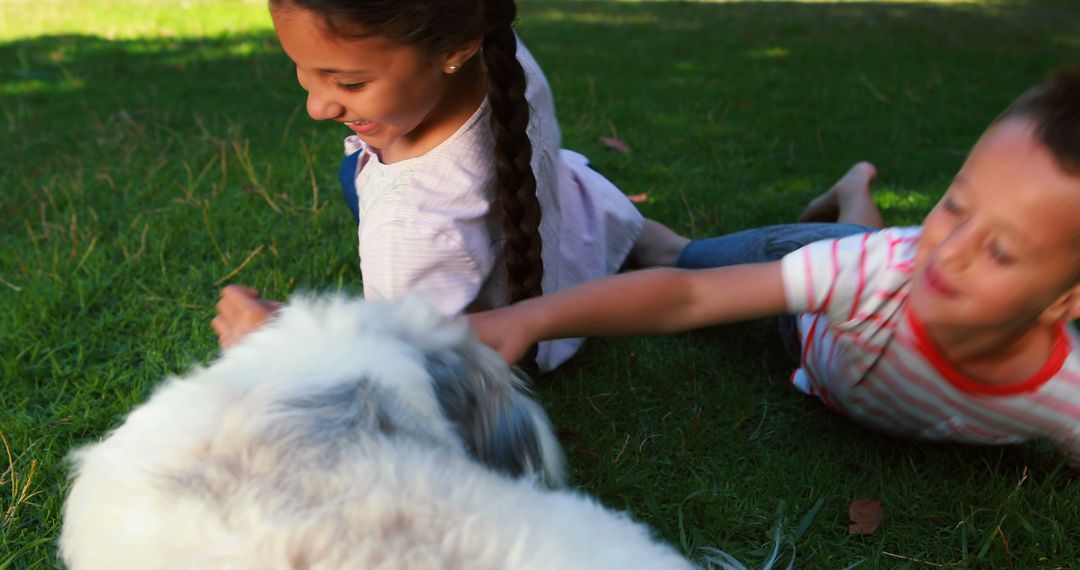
[61,295,694,569]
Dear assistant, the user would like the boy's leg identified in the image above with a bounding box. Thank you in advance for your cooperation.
[676,223,875,268]
[797,161,882,228]
[628,216,872,269]
[626,162,882,268]
[676,223,873,365]
[674,161,881,364]
[626,219,691,268]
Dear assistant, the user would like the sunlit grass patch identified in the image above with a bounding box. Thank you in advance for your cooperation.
[0,0,271,41]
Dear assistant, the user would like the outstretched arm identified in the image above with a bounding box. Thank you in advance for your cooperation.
[468,261,787,364]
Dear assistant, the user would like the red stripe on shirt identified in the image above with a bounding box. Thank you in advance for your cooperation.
[847,232,872,321]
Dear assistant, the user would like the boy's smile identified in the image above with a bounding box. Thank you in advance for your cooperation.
[910,117,1080,366]
[921,263,958,298]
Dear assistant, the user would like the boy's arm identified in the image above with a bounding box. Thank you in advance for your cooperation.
[468,261,787,364]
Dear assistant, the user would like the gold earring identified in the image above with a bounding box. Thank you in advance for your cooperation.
[448,64,459,73]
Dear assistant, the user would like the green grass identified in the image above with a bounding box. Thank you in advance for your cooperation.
[3,0,1080,567]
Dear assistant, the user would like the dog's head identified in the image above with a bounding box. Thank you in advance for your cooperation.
[228,293,565,486]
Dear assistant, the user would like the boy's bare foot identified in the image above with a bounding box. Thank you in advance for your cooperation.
[796,161,882,228]
[627,219,691,268]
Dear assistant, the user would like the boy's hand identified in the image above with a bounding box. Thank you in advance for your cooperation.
[467,306,535,365]
[211,284,283,349]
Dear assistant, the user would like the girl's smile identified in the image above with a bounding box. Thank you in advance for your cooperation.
[344,119,378,136]
[270,4,484,162]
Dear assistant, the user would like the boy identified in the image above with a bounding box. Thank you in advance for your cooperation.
[469,69,1080,468]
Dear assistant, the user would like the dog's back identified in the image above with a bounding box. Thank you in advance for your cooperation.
[61,296,692,569]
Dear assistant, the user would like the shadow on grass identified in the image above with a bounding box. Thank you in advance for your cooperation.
[4,1,1078,207]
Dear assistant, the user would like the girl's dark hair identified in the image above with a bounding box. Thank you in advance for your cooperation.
[997,68,1080,175]
[274,0,544,371]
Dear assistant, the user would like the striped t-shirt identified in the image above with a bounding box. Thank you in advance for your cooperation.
[781,226,1080,468]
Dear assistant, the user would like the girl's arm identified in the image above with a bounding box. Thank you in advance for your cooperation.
[468,261,787,364]
[212,285,284,349]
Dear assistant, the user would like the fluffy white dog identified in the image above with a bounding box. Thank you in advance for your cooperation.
[61,295,695,569]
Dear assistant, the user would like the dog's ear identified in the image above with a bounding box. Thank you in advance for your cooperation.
[427,350,565,487]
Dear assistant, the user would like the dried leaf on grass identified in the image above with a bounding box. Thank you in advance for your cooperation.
[600,136,632,153]
[848,498,883,535]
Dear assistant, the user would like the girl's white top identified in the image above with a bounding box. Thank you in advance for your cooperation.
[342,40,644,371]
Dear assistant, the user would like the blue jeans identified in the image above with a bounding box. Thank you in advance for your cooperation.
[339,150,362,223]
[676,223,875,363]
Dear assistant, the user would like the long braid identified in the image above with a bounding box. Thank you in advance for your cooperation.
[274,0,545,372]
[483,0,544,374]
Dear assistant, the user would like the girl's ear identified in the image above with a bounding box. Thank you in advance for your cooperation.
[442,38,484,73]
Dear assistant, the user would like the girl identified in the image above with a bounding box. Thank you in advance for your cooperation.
[212,0,679,372]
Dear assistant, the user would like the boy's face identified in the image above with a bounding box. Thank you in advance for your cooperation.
[911,118,1080,335]
[271,6,451,153]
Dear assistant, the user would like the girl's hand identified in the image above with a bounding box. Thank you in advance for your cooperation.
[467,306,535,365]
[211,284,283,349]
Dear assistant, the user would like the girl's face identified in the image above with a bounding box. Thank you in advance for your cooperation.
[271,6,456,153]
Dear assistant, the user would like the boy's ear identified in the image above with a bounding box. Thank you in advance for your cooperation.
[1042,281,1080,324]
[443,38,483,72]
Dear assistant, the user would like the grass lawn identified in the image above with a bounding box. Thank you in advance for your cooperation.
[4,0,1080,567]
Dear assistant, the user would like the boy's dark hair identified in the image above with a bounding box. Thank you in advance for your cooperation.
[272,0,543,371]
[997,68,1080,175]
